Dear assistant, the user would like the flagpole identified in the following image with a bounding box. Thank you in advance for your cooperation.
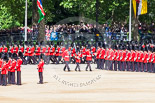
[129,0,132,41]
[25,0,27,41]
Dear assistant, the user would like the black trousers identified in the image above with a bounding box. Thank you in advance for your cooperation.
[109,60,113,70]
[148,63,153,73]
[39,72,43,84]
[114,61,117,71]
[1,74,7,86]
[35,55,41,64]
[10,72,15,84]
[105,60,109,70]
[50,55,55,63]
[28,56,36,64]
[126,61,131,71]
[140,62,144,72]
[118,61,122,71]
[45,56,50,64]
[101,59,105,69]
[17,71,21,85]
[8,71,11,84]
[96,59,100,69]
[131,62,135,71]
[144,63,148,72]
[86,61,92,71]
[75,63,80,71]
[64,61,70,71]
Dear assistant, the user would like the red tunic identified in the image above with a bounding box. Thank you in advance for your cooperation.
[143,52,148,63]
[16,59,23,71]
[114,50,118,61]
[148,52,153,63]
[10,60,16,72]
[7,59,12,71]
[14,47,19,54]
[63,50,70,61]
[109,50,114,61]
[139,52,144,62]
[45,47,50,56]
[55,47,60,56]
[131,51,136,62]
[75,53,81,63]
[24,47,29,56]
[126,51,131,62]
[100,49,105,59]
[3,47,8,53]
[38,61,44,72]
[0,60,3,68]
[29,47,35,56]
[50,47,55,56]
[153,53,155,63]
[86,50,92,61]
[35,47,41,56]
[0,47,3,53]
[1,63,8,74]
[96,48,101,59]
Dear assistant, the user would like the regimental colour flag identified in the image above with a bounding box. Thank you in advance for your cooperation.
[37,0,46,23]
[133,0,147,17]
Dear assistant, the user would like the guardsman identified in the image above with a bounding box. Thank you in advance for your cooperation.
[130,50,136,72]
[71,47,76,64]
[16,57,23,85]
[50,44,55,64]
[55,45,60,64]
[114,49,118,71]
[0,58,3,85]
[3,44,8,59]
[10,58,16,84]
[139,50,144,72]
[135,49,140,72]
[105,48,110,70]
[18,43,25,63]
[63,49,70,72]
[148,49,153,73]
[37,58,44,84]
[35,43,41,64]
[126,50,131,71]
[85,48,92,71]
[29,44,36,64]
[96,46,101,69]
[1,60,8,86]
[91,45,96,64]
[143,51,148,72]
[24,45,29,65]
[45,44,50,64]
[7,57,12,84]
[100,46,105,70]
[8,44,14,58]
[60,46,66,64]
[117,49,122,71]
[41,44,46,63]
[121,49,126,71]
[109,48,114,71]
[14,44,19,60]
[75,51,81,71]
[81,46,86,64]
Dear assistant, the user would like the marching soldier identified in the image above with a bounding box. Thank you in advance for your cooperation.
[85,48,92,71]
[143,51,148,72]
[63,49,70,72]
[35,43,41,64]
[75,51,81,71]
[139,50,144,72]
[28,44,36,64]
[50,44,55,64]
[37,58,44,84]
[130,50,136,72]
[148,49,153,73]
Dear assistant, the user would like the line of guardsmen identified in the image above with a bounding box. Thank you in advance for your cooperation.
[96,40,155,73]
[0,57,22,86]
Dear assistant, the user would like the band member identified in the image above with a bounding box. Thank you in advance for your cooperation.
[37,58,44,84]
[7,57,12,84]
[10,58,16,84]
[0,58,3,85]
[1,60,8,86]
[75,51,81,71]
[85,48,92,71]
[63,49,70,71]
